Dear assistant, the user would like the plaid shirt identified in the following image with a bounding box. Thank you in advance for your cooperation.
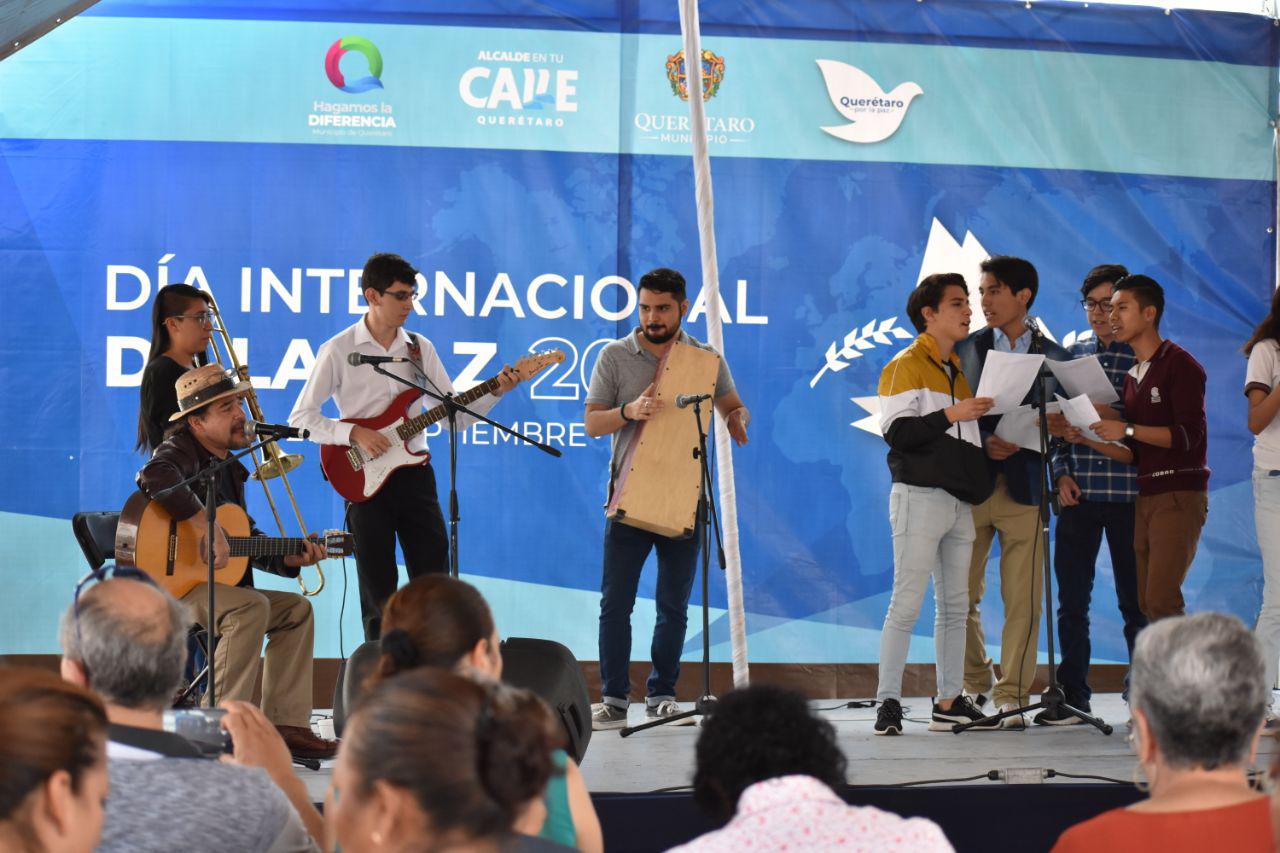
[1049,337,1138,503]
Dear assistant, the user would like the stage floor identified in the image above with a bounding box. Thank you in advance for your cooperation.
[580,693,1218,793]
[300,693,1278,801]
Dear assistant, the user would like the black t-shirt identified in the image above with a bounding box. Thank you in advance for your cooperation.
[139,356,189,452]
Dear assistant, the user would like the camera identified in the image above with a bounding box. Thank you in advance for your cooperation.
[162,708,232,755]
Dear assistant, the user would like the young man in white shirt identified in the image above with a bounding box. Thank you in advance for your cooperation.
[290,253,520,639]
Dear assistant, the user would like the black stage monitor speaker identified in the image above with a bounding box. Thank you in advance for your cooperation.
[334,636,593,762]
[332,640,381,738]
[501,637,592,763]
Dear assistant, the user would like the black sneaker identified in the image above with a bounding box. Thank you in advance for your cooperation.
[875,698,903,736]
[929,695,987,732]
[591,703,628,731]
[1033,704,1086,726]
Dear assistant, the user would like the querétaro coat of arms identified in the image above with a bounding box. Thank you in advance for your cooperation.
[665,49,725,101]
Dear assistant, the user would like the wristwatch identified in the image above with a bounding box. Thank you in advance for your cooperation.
[1123,423,1136,439]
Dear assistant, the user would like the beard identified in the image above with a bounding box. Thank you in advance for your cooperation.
[642,324,678,345]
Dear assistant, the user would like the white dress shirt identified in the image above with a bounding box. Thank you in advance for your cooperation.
[288,318,498,453]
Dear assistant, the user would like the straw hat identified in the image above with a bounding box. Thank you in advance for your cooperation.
[169,364,252,422]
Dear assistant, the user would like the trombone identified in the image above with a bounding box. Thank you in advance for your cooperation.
[204,295,325,596]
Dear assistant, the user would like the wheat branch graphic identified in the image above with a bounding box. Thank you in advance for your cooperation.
[810,316,912,388]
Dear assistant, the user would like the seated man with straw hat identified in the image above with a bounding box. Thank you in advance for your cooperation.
[137,364,336,759]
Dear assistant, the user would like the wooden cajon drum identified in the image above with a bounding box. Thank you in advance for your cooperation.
[606,342,719,538]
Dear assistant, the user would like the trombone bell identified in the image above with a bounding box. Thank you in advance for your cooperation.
[251,447,304,481]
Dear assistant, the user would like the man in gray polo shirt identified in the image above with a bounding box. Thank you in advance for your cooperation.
[584,267,749,729]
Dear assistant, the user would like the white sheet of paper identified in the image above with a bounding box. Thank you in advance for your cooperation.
[994,405,1043,453]
[1056,393,1122,445]
[974,350,1046,415]
[1046,355,1120,404]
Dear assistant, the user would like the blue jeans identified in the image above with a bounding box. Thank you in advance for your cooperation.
[598,518,700,706]
[1053,499,1146,709]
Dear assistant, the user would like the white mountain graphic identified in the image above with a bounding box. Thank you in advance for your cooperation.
[816,59,922,144]
[917,219,990,334]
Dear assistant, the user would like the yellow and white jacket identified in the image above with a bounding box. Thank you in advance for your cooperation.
[877,333,992,505]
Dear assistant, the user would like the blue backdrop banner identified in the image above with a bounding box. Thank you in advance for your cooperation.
[0,0,1274,667]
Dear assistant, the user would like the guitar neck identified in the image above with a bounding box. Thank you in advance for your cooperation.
[398,378,499,440]
[227,537,310,558]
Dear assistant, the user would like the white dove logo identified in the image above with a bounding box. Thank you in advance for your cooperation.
[816,59,922,144]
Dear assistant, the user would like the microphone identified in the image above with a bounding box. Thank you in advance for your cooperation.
[244,419,310,440]
[675,393,712,409]
[1024,315,1045,340]
[347,352,411,367]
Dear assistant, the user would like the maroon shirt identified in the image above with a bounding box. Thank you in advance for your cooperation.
[1122,339,1209,495]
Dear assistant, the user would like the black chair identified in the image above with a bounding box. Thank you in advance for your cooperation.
[71,512,120,571]
[71,510,213,705]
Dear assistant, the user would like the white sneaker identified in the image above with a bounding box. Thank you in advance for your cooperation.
[998,702,1026,730]
[646,699,698,726]
[591,703,628,731]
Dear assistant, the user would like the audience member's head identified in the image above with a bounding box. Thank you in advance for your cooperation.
[0,667,109,853]
[371,575,501,687]
[58,578,189,713]
[328,668,558,852]
[692,685,847,823]
[1130,613,1267,776]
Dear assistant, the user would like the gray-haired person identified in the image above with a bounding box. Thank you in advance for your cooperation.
[1053,613,1271,852]
[60,577,323,852]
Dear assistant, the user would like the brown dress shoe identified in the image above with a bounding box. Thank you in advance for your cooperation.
[275,725,338,760]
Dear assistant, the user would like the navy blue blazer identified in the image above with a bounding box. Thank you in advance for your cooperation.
[955,326,1072,506]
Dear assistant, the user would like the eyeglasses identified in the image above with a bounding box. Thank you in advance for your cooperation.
[72,565,154,656]
[172,310,215,324]
[381,289,419,303]
[1080,299,1113,313]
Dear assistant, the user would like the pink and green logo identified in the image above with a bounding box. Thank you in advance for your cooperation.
[325,36,383,94]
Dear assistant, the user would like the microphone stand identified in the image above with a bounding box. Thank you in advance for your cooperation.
[369,364,561,577]
[953,325,1112,735]
[151,433,286,708]
[621,398,726,735]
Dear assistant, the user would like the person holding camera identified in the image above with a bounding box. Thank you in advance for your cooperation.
[59,577,323,852]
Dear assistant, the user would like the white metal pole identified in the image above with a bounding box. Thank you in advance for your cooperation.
[677,0,749,687]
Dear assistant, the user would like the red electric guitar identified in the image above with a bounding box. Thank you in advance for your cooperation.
[320,349,564,502]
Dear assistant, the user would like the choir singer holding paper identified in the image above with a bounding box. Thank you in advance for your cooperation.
[953,256,1071,729]
[1039,265,1146,726]
[1063,275,1208,624]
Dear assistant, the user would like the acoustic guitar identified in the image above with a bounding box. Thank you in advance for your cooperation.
[320,349,564,502]
[115,491,353,597]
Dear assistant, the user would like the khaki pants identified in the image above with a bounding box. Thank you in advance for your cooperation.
[964,476,1043,706]
[182,584,314,728]
[1134,490,1208,621]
